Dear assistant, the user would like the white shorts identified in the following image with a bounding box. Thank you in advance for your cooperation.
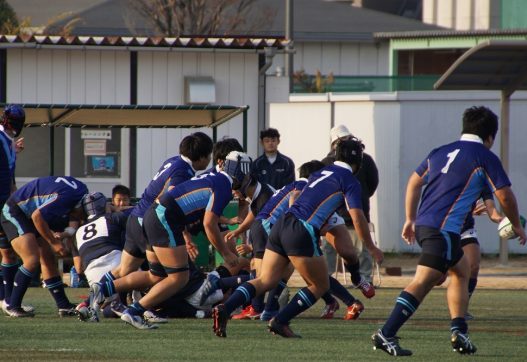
[460,228,478,240]
[84,249,122,286]
[324,213,345,231]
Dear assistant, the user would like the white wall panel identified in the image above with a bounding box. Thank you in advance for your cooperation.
[7,48,131,193]
[270,91,527,254]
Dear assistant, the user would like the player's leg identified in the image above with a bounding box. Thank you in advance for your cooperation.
[373,227,449,356]
[326,225,374,298]
[8,233,39,317]
[447,253,476,354]
[213,248,288,337]
[461,238,480,300]
[38,238,76,316]
[0,245,19,309]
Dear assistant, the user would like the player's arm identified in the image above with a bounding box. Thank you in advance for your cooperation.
[402,172,425,244]
[348,207,383,264]
[289,190,302,207]
[203,210,238,267]
[182,229,199,261]
[482,198,503,224]
[224,210,255,243]
[494,186,527,244]
[31,209,65,256]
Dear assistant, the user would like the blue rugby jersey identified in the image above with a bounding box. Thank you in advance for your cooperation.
[132,156,195,217]
[415,135,510,234]
[0,127,16,203]
[9,176,88,223]
[256,179,307,225]
[158,171,233,225]
[75,212,128,268]
[288,161,362,230]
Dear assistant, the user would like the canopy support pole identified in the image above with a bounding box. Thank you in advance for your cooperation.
[499,90,511,265]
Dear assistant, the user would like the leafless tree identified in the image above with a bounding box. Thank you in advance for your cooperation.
[129,0,272,36]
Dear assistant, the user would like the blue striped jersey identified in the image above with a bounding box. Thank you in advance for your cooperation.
[132,156,195,217]
[415,135,510,234]
[288,161,362,230]
[0,128,16,203]
[158,171,233,225]
[256,179,307,225]
[9,176,88,223]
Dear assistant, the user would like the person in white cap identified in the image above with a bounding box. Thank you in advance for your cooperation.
[322,125,379,285]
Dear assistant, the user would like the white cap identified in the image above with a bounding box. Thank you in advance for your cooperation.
[330,125,352,144]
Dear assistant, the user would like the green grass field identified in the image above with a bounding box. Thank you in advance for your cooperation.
[0,287,525,361]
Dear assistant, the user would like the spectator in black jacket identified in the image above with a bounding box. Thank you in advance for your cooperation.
[253,128,295,190]
[321,125,379,283]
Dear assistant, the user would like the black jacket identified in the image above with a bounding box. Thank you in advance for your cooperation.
[253,151,295,190]
[321,151,379,223]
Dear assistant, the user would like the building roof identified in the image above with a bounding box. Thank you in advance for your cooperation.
[375,28,527,40]
[0,34,287,50]
[43,0,443,42]
[7,0,106,28]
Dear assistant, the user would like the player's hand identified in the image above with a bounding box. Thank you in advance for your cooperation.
[472,200,487,216]
[15,137,24,153]
[224,230,239,243]
[235,243,252,256]
[186,240,199,261]
[368,246,384,264]
[51,238,67,257]
[223,251,239,268]
[401,220,416,244]
[228,216,242,225]
[513,225,527,245]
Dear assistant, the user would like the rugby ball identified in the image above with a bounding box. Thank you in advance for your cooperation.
[498,215,526,240]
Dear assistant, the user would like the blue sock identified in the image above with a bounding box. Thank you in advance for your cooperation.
[99,271,116,284]
[251,293,265,313]
[451,317,468,334]
[2,262,19,305]
[101,279,116,297]
[321,291,336,305]
[0,268,4,301]
[276,287,317,325]
[382,291,420,338]
[128,301,146,316]
[468,278,477,299]
[329,276,356,306]
[9,266,32,309]
[264,280,287,312]
[44,276,71,309]
[218,274,251,291]
[224,282,256,315]
[345,261,362,285]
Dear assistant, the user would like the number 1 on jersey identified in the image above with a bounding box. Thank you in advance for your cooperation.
[441,149,460,174]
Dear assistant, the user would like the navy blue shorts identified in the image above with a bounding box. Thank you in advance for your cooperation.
[249,219,270,259]
[0,201,10,249]
[1,201,37,242]
[415,225,463,273]
[143,203,185,248]
[123,215,148,258]
[266,213,322,258]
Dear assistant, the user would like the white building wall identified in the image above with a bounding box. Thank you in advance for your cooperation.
[270,41,390,77]
[423,0,500,30]
[6,48,130,196]
[270,91,527,254]
[135,51,259,195]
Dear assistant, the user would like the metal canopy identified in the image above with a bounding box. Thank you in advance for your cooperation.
[3,103,247,129]
[434,40,527,265]
[434,40,527,95]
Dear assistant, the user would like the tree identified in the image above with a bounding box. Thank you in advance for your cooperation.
[0,0,19,33]
[129,0,271,37]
